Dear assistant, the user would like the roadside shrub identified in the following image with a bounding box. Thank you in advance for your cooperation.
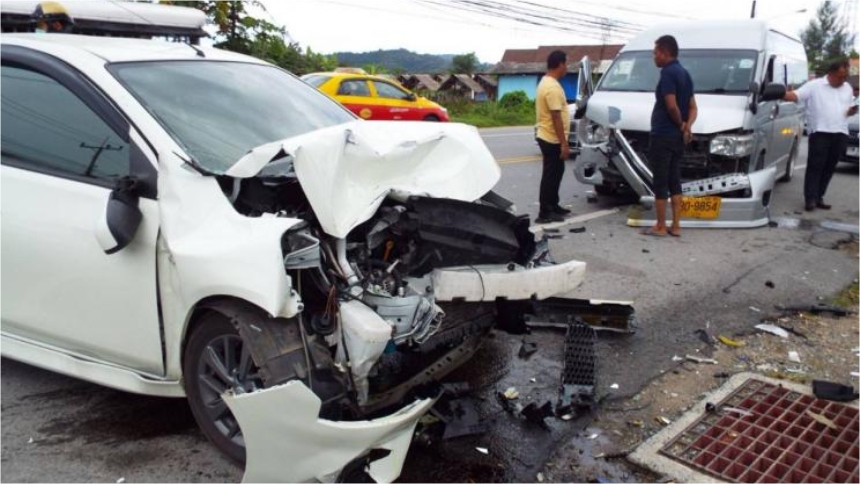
[498,90,530,110]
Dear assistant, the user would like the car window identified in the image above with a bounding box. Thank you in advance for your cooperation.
[302,74,331,88]
[112,61,355,174]
[1,65,129,181]
[337,79,370,96]
[373,81,411,100]
[597,50,758,94]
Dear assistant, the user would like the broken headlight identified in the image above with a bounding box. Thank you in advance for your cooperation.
[584,122,609,145]
[709,134,754,158]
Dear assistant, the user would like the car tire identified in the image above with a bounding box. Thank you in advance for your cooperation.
[184,312,262,464]
[778,139,797,183]
[423,115,440,121]
[594,183,616,196]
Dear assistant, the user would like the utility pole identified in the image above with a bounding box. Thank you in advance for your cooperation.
[750,0,756,18]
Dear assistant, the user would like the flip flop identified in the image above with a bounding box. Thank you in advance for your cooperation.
[668,229,681,237]
[641,227,667,237]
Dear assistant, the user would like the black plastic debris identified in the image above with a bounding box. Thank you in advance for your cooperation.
[765,280,775,289]
[519,337,538,359]
[558,319,597,414]
[813,380,859,402]
[543,228,560,234]
[694,329,716,346]
[569,227,587,234]
[429,396,487,440]
[520,401,554,427]
[642,249,650,254]
[777,304,854,317]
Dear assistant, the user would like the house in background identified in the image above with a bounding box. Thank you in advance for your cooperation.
[438,74,486,101]
[401,74,443,96]
[490,44,623,101]
[474,74,498,101]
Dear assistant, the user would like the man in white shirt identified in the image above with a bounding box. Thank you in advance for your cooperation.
[784,60,858,211]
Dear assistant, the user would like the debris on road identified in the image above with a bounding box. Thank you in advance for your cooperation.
[609,383,619,390]
[569,227,587,234]
[812,380,859,402]
[27,437,33,444]
[518,338,538,359]
[776,304,854,317]
[503,387,520,400]
[694,329,716,346]
[116,479,125,484]
[749,306,761,313]
[476,447,489,455]
[788,351,801,363]
[432,397,488,441]
[537,472,545,482]
[805,410,837,430]
[755,324,790,338]
[765,280,775,289]
[655,416,671,425]
[685,355,718,365]
[717,335,744,347]
[671,355,683,362]
[627,420,644,428]
[558,320,597,413]
[521,402,554,427]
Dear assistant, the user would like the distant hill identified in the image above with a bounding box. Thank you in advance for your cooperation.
[333,48,492,73]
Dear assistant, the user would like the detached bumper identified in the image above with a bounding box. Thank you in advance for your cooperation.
[627,167,777,229]
[223,381,435,483]
[429,260,587,302]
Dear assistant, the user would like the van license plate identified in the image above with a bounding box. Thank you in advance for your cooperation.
[681,196,721,219]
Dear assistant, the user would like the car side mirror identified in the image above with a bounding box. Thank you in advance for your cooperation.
[407,93,417,102]
[760,83,786,102]
[748,81,760,114]
[96,176,143,254]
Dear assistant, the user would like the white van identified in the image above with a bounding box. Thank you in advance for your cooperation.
[575,20,807,228]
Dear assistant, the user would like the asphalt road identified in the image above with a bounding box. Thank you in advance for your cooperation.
[2,126,858,482]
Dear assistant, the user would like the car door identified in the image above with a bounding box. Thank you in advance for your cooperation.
[0,50,164,375]
[370,80,416,120]
[770,58,799,167]
[752,54,778,170]
[335,78,377,120]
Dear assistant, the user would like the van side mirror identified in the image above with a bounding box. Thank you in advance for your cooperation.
[96,177,143,254]
[760,83,787,102]
[748,81,759,114]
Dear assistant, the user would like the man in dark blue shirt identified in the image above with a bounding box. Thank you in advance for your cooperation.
[644,35,697,237]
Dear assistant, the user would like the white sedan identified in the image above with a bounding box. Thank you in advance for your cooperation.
[1,34,589,481]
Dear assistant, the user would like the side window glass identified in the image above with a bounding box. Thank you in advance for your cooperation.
[1,65,128,181]
[374,81,411,100]
[337,80,370,97]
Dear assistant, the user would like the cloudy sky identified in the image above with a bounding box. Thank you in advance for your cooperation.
[256,0,857,63]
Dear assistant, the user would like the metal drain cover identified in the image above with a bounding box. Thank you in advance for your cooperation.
[660,378,859,483]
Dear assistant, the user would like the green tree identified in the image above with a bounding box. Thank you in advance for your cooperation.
[163,1,337,75]
[451,52,479,74]
[800,1,856,75]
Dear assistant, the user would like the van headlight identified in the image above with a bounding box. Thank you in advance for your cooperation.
[585,122,609,144]
[710,134,754,157]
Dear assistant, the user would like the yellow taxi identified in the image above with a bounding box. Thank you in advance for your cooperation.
[302,71,449,122]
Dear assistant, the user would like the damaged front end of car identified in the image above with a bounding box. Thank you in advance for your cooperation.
[169,120,623,482]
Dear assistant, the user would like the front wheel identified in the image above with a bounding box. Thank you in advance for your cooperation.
[423,114,440,122]
[184,313,262,464]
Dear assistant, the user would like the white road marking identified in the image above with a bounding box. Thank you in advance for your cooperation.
[529,208,620,233]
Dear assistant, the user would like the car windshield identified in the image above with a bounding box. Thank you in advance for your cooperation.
[111,61,354,173]
[597,50,758,95]
[301,74,331,88]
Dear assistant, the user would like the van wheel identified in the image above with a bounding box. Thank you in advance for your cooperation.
[423,115,440,121]
[778,140,798,183]
[184,313,262,464]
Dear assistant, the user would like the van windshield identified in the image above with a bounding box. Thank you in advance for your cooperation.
[597,50,758,95]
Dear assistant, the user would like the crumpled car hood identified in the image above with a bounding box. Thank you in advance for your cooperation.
[226,120,501,238]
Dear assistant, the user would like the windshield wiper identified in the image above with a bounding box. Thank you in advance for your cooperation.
[697,88,746,94]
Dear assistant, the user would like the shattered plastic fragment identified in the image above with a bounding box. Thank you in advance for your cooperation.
[671,355,683,362]
[609,383,619,390]
[755,324,789,338]
[560,414,574,421]
[476,447,489,455]
[537,472,545,482]
[656,416,671,425]
[717,335,744,347]
[116,479,125,484]
[806,410,837,430]
[27,437,33,444]
[749,306,761,313]
[503,387,520,400]
[788,351,801,363]
[685,355,718,365]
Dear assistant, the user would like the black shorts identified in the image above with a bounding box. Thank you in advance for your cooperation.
[649,135,684,199]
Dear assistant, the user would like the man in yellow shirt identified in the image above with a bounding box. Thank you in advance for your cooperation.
[535,50,571,223]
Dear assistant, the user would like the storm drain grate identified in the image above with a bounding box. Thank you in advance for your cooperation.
[660,378,860,483]
[558,319,596,409]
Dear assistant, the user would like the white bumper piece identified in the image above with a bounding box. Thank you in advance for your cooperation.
[223,381,434,483]
[429,260,587,302]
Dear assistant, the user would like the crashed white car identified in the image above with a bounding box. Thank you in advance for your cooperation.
[1,35,590,482]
